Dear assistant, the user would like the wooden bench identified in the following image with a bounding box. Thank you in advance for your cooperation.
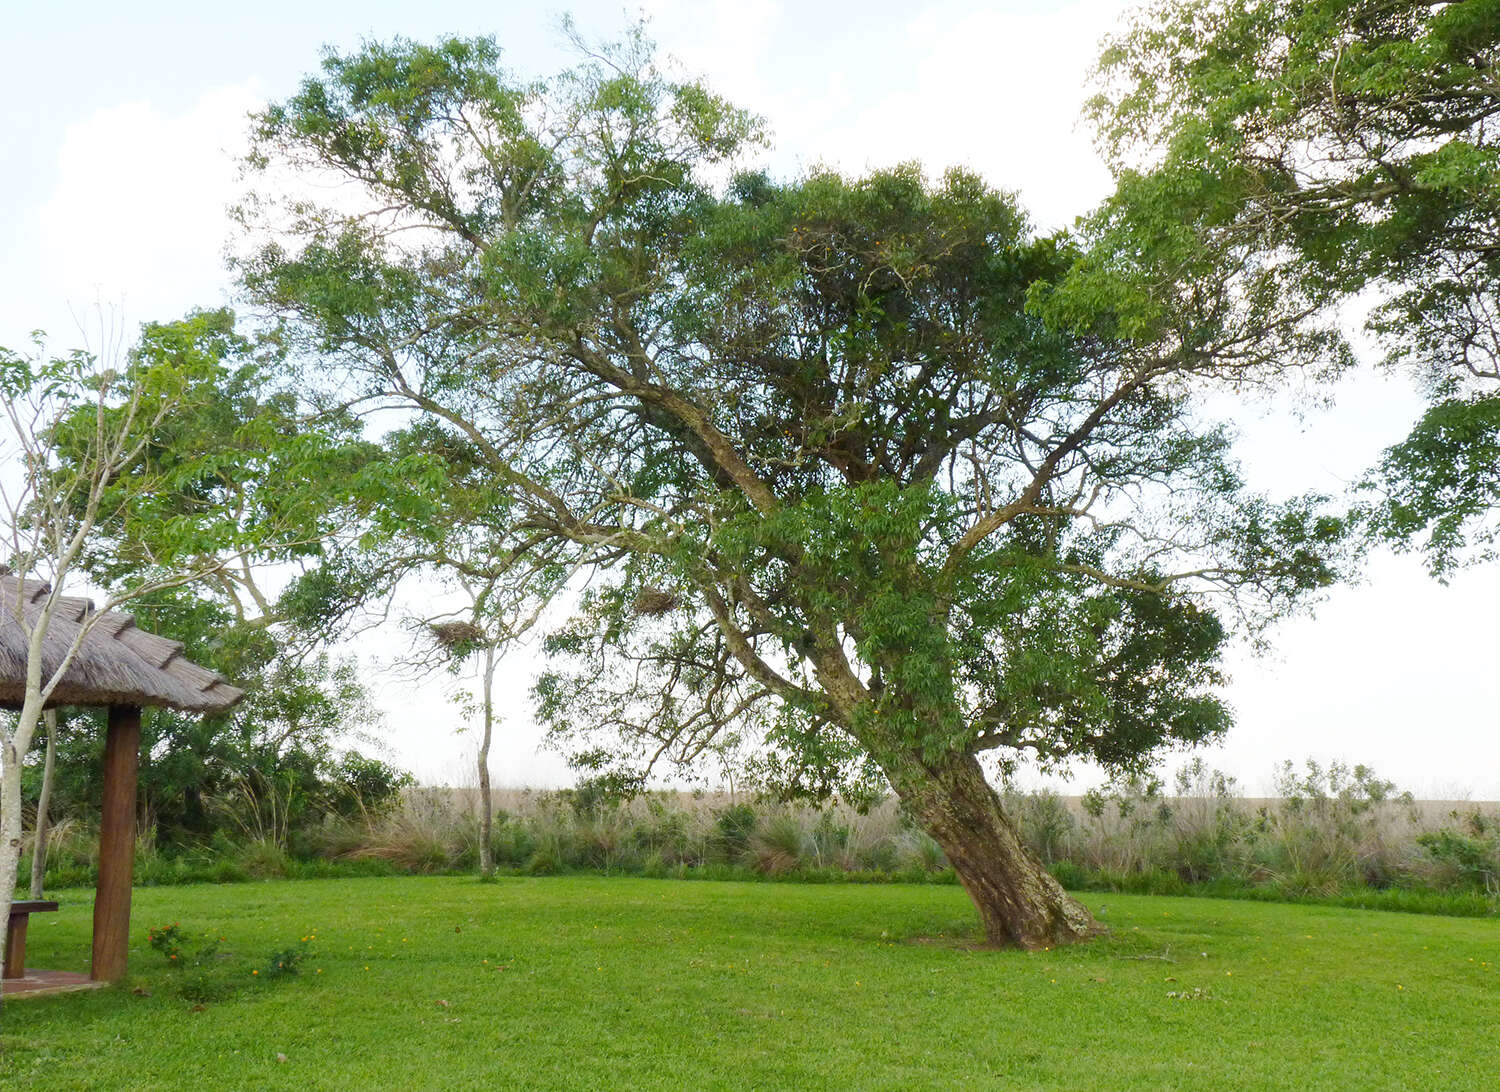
[4,900,59,978]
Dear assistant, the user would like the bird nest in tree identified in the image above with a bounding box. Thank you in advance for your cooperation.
[631,587,681,616]
[429,620,484,649]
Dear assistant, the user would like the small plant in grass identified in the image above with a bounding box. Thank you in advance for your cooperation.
[1165,986,1216,1002]
[148,926,222,971]
[263,939,310,979]
[147,922,185,961]
[143,922,313,1002]
[147,923,234,1002]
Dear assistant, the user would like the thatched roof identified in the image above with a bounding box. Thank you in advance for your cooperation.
[0,573,243,714]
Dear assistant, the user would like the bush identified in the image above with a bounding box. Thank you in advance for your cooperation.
[264,940,309,979]
[749,815,809,875]
[326,752,414,819]
[1418,829,1499,892]
[491,819,538,867]
[712,804,758,862]
[525,846,563,875]
[897,830,946,872]
[236,838,292,879]
[1006,788,1076,864]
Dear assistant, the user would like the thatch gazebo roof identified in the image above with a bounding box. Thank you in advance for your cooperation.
[2,571,246,993]
[0,572,242,714]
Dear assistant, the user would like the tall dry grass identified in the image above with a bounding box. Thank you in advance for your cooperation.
[16,758,1499,906]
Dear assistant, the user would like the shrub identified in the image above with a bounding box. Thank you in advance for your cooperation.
[631,801,695,865]
[264,940,309,979]
[491,819,538,867]
[712,804,758,861]
[147,922,186,961]
[326,752,414,819]
[749,815,810,875]
[897,830,947,872]
[525,846,563,875]
[236,837,292,879]
[1418,829,1499,893]
[1006,788,1076,864]
[575,816,637,872]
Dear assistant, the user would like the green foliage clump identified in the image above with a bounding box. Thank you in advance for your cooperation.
[1091,0,1500,575]
[712,804,758,862]
[263,939,310,979]
[144,921,312,1004]
[1418,827,1499,894]
[146,922,186,961]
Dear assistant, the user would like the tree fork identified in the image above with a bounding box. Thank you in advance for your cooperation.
[887,748,1102,949]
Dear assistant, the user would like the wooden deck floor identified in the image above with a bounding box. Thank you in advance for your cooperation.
[1,969,106,999]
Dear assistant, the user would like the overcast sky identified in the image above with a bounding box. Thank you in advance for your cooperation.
[4,1,1496,798]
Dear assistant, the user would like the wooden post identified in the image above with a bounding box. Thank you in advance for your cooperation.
[91,705,141,982]
[4,911,30,978]
[5,901,59,978]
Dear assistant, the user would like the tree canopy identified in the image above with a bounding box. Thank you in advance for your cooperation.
[26,309,413,842]
[1091,0,1500,573]
[236,28,1346,946]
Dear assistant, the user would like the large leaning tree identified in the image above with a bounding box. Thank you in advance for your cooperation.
[238,32,1344,947]
[1091,0,1500,575]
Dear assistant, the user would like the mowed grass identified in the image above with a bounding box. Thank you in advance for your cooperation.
[2,877,1495,1090]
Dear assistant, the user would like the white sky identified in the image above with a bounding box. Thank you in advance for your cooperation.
[3,1,1496,798]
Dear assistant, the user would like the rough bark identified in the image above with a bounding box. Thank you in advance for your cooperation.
[29,709,57,899]
[886,748,1102,948]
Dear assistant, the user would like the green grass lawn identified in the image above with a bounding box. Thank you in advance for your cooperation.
[2,877,1495,1090]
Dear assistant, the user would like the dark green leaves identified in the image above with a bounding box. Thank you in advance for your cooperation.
[1368,395,1500,576]
[242,27,1349,800]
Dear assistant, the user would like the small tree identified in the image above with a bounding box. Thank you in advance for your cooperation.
[383,449,571,880]
[35,309,406,849]
[421,570,549,880]
[0,315,348,936]
[27,709,56,898]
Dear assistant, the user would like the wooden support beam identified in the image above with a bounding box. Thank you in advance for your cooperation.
[5,901,59,978]
[91,705,141,982]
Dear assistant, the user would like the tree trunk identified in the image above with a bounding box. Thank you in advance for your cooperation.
[0,696,46,971]
[477,644,495,880]
[28,709,58,899]
[886,748,1102,949]
[0,738,25,935]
